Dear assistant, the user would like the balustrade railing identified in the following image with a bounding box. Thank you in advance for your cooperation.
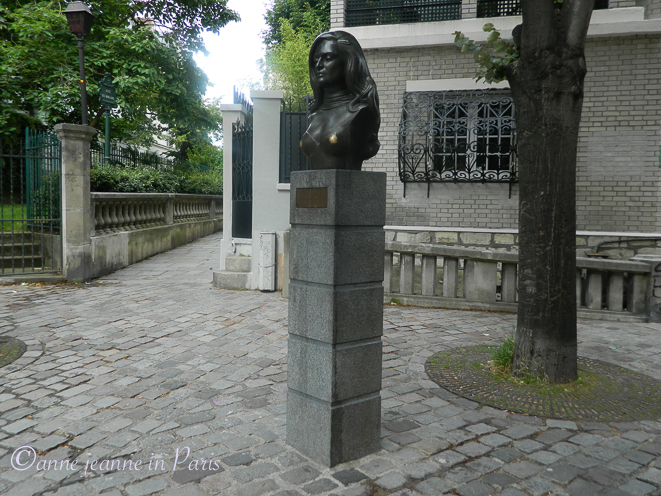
[385,241,652,320]
[91,193,222,236]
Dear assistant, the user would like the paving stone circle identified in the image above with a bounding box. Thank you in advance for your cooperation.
[425,344,661,421]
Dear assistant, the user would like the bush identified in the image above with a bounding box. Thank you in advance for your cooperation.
[91,165,178,193]
[91,161,223,195]
[177,168,223,195]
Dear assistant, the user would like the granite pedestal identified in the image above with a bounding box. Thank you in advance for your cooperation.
[287,169,386,467]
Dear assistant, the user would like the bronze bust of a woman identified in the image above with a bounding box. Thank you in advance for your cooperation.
[300,31,380,171]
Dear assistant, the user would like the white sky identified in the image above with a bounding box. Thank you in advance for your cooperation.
[194,0,270,104]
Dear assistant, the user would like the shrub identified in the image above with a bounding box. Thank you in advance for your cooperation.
[177,168,223,195]
[91,162,222,195]
[91,165,180,193]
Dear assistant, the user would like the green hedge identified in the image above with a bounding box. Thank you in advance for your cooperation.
[91,164,222,195]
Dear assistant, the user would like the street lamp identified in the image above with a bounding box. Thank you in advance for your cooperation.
[63,2,94,125]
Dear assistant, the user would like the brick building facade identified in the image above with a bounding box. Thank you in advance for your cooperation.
[331,0,661,234]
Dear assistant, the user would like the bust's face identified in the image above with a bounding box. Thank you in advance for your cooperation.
[312,40,345,91]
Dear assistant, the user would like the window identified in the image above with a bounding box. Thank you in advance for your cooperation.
[476,0,608,18]
[346,0,462,27]
[398,89,517,183]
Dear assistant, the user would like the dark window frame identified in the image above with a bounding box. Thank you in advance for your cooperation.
[346,0,462,27]
[398,88,518,191]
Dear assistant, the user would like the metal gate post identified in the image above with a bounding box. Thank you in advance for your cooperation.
[54,123,96,282]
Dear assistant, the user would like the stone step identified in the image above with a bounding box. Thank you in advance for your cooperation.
[225,255,252,273]
[0,272,65,284]
[0,255,44,270]
[0,242,42,257]
[212,270,249,290]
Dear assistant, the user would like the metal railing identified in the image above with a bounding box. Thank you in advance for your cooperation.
[279,97,309,184]
[347,0,462,27]
[477,0,608,17]
[90,143,209,172]
[384,241,652,321]
[0,130,61,275]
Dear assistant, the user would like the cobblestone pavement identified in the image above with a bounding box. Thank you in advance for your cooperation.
[2,232,661,496]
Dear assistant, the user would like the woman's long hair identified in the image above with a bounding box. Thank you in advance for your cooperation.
[308,31,380,126]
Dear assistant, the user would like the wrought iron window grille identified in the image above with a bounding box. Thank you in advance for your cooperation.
[346,0,461,27]
[476,0,608,18]
[398,89,517,197]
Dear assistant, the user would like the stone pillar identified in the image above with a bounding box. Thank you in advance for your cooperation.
[462,0,478,19]
[464,258,497,302]
[330,0,346,28]
[54,124,96,282]
[218,104,248,271]
[287,169,385,467]
[164,195,174,225]
[251,91,289,291]
[632,255,661,322]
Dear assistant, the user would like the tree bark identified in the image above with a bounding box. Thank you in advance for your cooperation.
[506,0,594,383]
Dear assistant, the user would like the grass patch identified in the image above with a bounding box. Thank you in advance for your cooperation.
[1,204,27,232]
[490,332,515,374]
[486,333,602,395]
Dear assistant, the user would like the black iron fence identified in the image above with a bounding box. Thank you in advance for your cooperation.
[347,0,462,27]
[279,98,309,184]
[0,129,61,275]
[477,0,608,17]
[232,119,253,238]
[90,143,209,172]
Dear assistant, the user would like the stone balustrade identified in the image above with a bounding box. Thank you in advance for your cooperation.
[385,241,653,322]
[91,193,222,236]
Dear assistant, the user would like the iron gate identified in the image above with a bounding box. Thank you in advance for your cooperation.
[232,119,253,239]
[279,98,309,183]
[0,129,62,275]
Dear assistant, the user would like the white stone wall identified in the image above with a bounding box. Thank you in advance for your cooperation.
[330,0,344,28]
[637,0,661,18]
[359,34,661,233]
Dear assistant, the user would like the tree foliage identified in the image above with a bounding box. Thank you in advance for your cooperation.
[262,0,329,51]
[454,24,519,83]
[261,0,329,102]
[0,0,238,157]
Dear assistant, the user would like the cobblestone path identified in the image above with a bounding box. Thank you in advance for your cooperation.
[1,232,661,496]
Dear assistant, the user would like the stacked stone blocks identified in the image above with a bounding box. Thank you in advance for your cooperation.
[287,169,386,466]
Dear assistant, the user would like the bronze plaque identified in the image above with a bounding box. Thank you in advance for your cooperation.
[296,187,328,208]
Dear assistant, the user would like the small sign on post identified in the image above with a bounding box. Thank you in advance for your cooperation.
[99,73,117,109]
[98,73,117,164]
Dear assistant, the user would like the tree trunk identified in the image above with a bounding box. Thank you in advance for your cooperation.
[506,1,594,383]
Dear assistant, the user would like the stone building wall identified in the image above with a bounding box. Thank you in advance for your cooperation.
[359,34,661,233]
[637,0,661,18]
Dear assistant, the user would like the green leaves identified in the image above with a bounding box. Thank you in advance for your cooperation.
[263,3,326,102]
[453,24,519,84]
[0,0,236,152]
[262,0,329,50]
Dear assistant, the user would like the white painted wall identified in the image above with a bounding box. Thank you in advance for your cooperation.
[250,90,290,290]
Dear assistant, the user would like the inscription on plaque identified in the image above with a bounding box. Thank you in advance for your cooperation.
[296,187,328,208]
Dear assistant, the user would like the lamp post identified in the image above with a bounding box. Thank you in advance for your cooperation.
[99,73,118,164]
[63,2,94,125]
